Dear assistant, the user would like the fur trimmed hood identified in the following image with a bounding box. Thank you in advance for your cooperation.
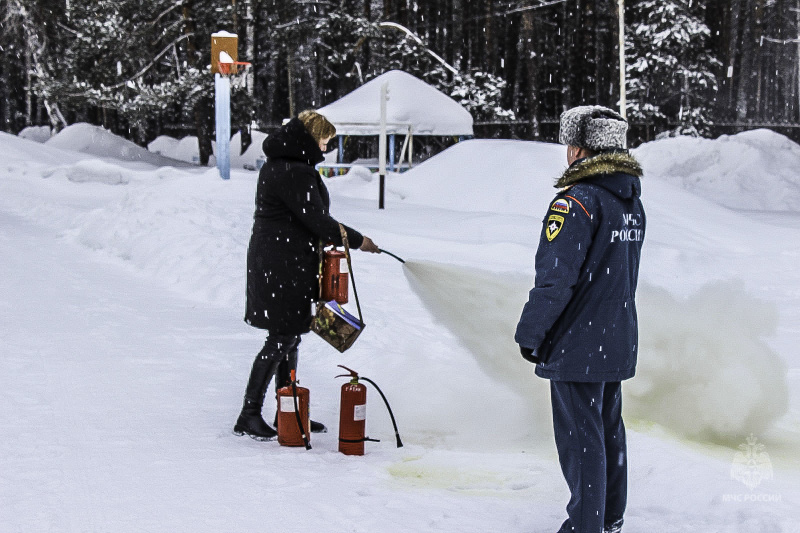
[556,151,643,191]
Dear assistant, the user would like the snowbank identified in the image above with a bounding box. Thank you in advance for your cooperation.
[46,123,193,168]
[634,129,800,211]
[72,168,254,307]
[18,125,52,143]
[3,126,796,446]
[327,138,567,216]
[3,130,84,167]
[147,130,268,169]
[147,135,181,157]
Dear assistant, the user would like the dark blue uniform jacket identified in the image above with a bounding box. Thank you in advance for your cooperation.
[515,152,645,382]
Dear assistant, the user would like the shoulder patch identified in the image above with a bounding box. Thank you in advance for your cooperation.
[550,198,570,214]
[546,214,564,241]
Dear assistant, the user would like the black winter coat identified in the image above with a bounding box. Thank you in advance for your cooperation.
[244,118,364,334]
[515,152,645,382]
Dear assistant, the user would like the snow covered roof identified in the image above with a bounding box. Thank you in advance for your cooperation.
[318,70,474,136]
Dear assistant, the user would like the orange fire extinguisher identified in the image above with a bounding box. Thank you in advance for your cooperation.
[335,365,403,456]
[276,370,311,449]
[321,246,349,304]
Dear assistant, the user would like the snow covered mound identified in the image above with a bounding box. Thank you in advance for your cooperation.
[72,168,252,306]
[147,130,267,169]
[147,135,182,158]
[330,139,567,215]
[332,131,800,215]
[2,130,83,167]
[634,129,800,211]
[17,125,52,143]
[46,123,193,168]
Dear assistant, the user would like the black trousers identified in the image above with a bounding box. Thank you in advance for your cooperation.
[550,380,627,533]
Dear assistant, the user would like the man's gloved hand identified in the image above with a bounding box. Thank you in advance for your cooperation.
[519,346,540,364]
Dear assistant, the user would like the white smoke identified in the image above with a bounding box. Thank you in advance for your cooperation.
[402,260,552,443]
[630,281,788,442]
[404,260,788,444]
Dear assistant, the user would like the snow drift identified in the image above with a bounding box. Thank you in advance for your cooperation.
[147,130,268,170]
[4,127,796,447]
[46,123,193,168]
[634,128,800,211]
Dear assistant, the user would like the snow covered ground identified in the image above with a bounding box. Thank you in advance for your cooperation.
[1,125,799,532]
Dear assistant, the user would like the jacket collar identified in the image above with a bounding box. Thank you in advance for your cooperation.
[555,151,643,189]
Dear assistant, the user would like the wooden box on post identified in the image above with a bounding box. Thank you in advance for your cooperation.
[211,32,238,75]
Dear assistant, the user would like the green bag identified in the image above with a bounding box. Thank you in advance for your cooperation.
[311,224,365,353]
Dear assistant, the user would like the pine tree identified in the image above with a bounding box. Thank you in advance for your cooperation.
[373,22,515,122]
[626,0,721,136]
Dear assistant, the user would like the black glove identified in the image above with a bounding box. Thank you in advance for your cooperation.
[519,346,540,364]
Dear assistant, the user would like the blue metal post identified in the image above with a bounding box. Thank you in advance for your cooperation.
[338,136,344,163]
[214,73,231,180]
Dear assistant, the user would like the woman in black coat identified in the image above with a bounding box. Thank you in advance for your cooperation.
[234,110,380,441]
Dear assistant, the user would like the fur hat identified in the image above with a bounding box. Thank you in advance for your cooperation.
[558,105,628,151]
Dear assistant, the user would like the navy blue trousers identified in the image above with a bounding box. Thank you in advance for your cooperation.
[550,381,627,533]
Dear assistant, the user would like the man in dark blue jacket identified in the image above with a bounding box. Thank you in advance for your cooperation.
[515,106,645,533]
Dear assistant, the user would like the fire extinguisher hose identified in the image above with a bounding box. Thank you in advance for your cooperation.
[291,377,312,450]
[339,436,380,444]
[378,248,405,264]
[360,377,404,448]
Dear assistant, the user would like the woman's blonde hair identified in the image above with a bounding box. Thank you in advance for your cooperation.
[298,109,336,143]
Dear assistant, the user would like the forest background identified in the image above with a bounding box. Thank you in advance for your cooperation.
[3,0,800,164]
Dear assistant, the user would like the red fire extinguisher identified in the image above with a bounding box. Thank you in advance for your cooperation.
[335,365,403,456]
[321,246,349,304]
[276,370,311,449]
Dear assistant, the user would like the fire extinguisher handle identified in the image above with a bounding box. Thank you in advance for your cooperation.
[335,364,359,380]
[361,376,403,448]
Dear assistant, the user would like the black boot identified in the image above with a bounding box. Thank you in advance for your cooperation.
[234,397,278,441]
[275,346,327,434]
[234,351,281,440]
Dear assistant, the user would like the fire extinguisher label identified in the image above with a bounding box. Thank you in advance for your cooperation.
[340,258,348,273]
[353,404,366,421]
[279,396,298,413]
